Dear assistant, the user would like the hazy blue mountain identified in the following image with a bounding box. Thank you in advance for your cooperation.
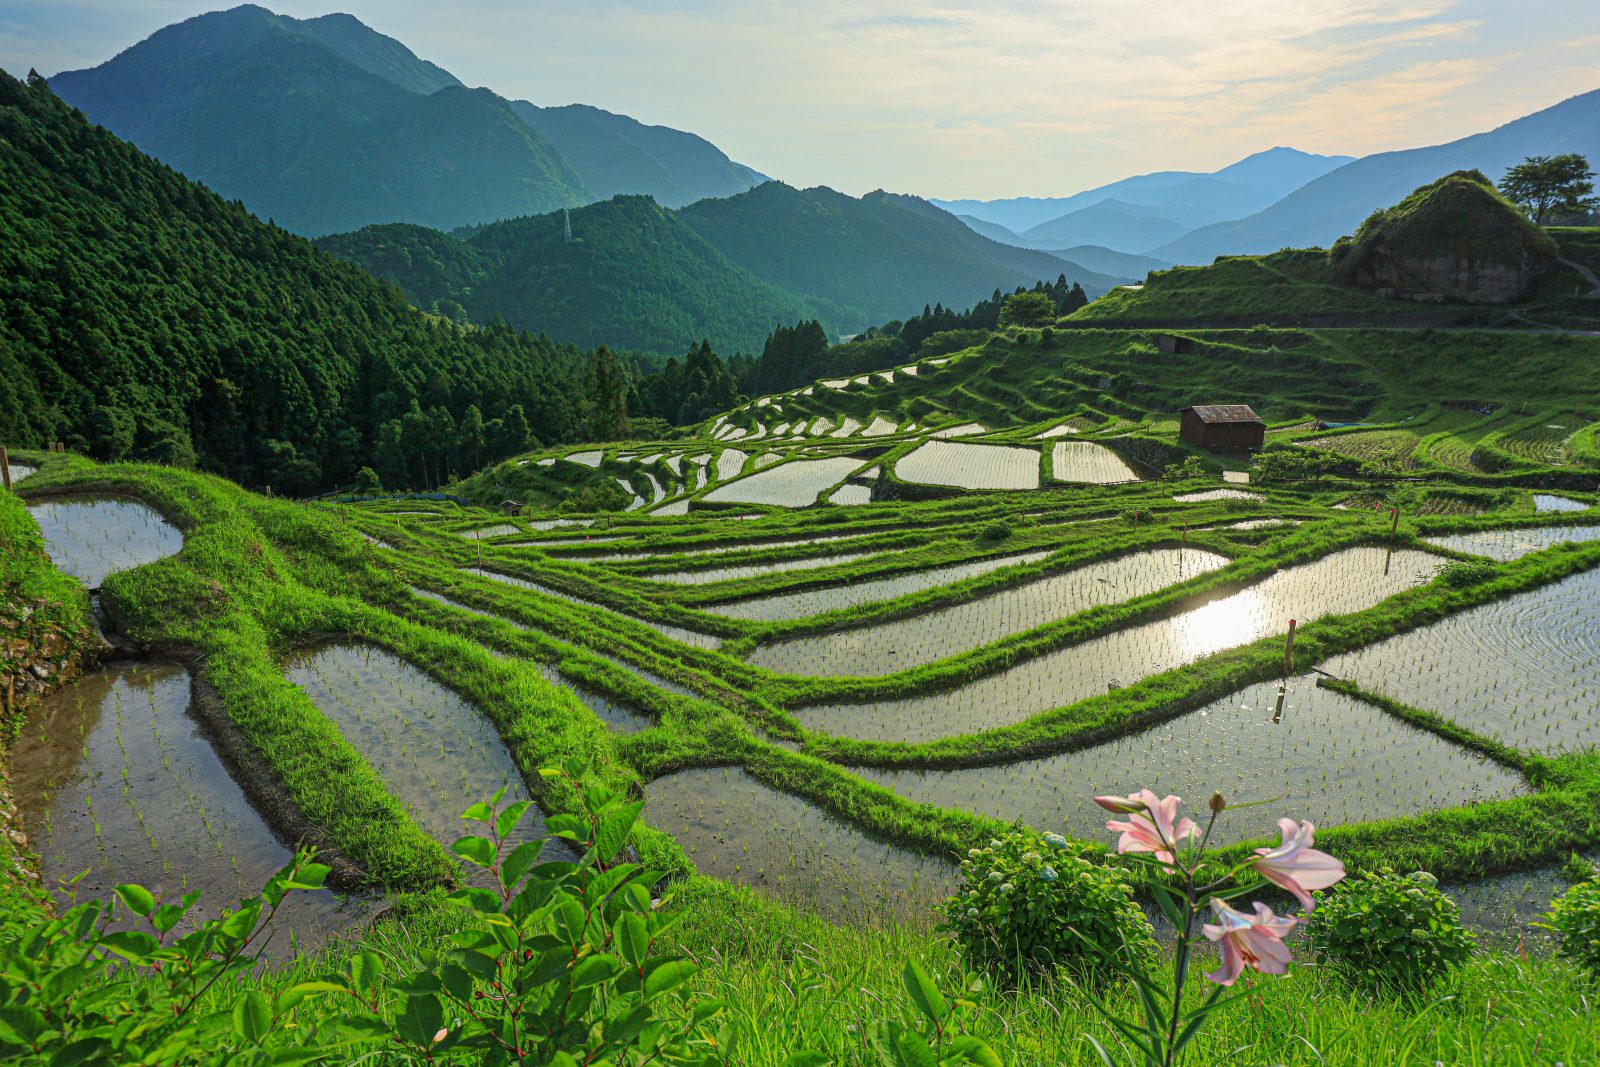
[936,147,1354,249]
[510,102,766,208]
[678,183,1123,331]
[955,213,1029,244]
[1044,245,1172,278]
[1152,91,1600,264]
[48,4,767,233]
[49,6,588,235]
[1018,199,1192,254]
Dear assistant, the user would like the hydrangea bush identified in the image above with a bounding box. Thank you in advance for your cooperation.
[939,829,1155,984]
[1303,867,1474,993]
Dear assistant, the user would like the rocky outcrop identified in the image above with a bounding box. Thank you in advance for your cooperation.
[1331,171,1559,304]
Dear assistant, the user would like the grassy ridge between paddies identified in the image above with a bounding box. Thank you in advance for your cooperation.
[15,460,685,890]
[0,450,98,939]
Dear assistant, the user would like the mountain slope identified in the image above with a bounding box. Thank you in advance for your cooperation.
[1045,245,1172,278]
[935,147,1353,237]
[318,197,819,354]
[49,7,588,235]
[510,101,765,208]
[1153,91,1600,264]
[678,183,1123,331]
[1018,199,1193,252]
[0,69,592,491]
[49,4,768,233]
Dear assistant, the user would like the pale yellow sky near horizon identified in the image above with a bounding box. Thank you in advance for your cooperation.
[4,0,1597,198]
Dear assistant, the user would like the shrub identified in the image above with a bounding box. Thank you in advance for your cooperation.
[976,519,1012,544]
[939,829,1155,985]
[1163,456,1209,481]
[1543,877,1600,974]
[1440,559,1498,587]
[1304,868,1474,992]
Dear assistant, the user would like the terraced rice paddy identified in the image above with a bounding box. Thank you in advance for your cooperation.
[466,567,722,648]
[1534,494,1590,513]
[1172,488,1261,503]
[565,450,604,468]
[856,676,1526,844]
[715,449,748,482]
[829,484,873,505]
[930,422,986,438]
[795,547,1442,741]
[287,644,561,877]
[28,496,184,587]
[646,550,883,586]
[709,549,1055,621]
[1324,566,1600,753]
[1050,441,1138,484]
[1424,524,1600,561]
[8,463,34,482]
[747,548,1227,676]
[702,457,862,508]
[896,441,1040,490]
[644,767,953,922]
[458,524,520,539]
[861,415,898,437]
[12,663,374,953]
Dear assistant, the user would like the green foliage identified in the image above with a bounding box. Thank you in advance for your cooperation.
[558,481,633,514]
[997,291,1057,328]
[975,519,1012,544]
[1162,456,1209,481]
[940,829,1154,984]
[0,771,723,1064]
[1542,878,1600,975]
[320,196,816,356]
[1305,868,1475,993]
[0,71,591,491]
[678,182,1114,335]
[1498,154,1598,226]
[1439,558,1498,587]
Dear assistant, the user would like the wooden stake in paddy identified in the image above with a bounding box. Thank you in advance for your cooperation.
[1273,618,1297,724]
[1,447,10,492]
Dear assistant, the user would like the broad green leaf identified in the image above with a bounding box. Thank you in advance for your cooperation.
[495,801,533,841]
[114,883,156,917]
[571,954,622,989]
[394,993,443,1049]
[451,835,496,868]
[901,959,947,1025]
[232,990,271,1045]
[643,957,696,998]
[616,912,648,968]
[595,801,644,861]
[349,950,383,995]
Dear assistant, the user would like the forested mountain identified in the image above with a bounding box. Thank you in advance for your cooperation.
[0,69,600,492]
[317,197,818,355]
[934,147,1353,237]
[48,6,590,235]
[1153,91,1600,264]
[48,5,765,235]
[509,102,766,208]
[677,183,1122,331]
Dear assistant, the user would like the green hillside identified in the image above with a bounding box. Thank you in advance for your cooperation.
[48,5,589,235]
[0,69,596,491]
[1072,175,1598,328]
[679,182,1125,331]
[319,196,820,354]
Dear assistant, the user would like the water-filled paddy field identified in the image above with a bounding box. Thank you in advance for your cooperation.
[1323,566,1600,753]
[466,566,723,648]
[286,644,562,878]
[748,548,1227,676]
[709,549,1055,621]
[795,547,1442,741]
[12,663,376,953]
[28,496,183,587]
[643,766,954,923]
[1425,524,1600,561]
[854,676,1527,844]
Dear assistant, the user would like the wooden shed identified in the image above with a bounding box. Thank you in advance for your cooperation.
[1179,404,1266,450]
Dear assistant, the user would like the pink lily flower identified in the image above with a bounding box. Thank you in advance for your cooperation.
[1201,900,1297,986]
[1253,818,1345,913]
[1094,789,1197,867]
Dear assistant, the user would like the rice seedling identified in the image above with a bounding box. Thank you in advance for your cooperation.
[1425,524,1600,561]
[896,440,1041,490]
[1049,441,1138,484]
[747,548,1228,677]
[702,457,864,508]
[26,496,183,587]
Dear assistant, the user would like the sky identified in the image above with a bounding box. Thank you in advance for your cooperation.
[3,0,1596,199]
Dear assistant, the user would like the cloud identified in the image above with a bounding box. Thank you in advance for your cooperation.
[3,0,1593,198]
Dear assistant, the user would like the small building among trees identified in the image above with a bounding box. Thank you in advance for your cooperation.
[1179,404,1266,450]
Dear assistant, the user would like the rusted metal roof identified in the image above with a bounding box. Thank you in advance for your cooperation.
[1183,404,1264,425]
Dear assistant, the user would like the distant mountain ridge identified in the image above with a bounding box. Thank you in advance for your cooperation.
[934,147,1355,254]
[48,4,767,234]
[677,183,1126,332]
[1152,90,1600,264]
